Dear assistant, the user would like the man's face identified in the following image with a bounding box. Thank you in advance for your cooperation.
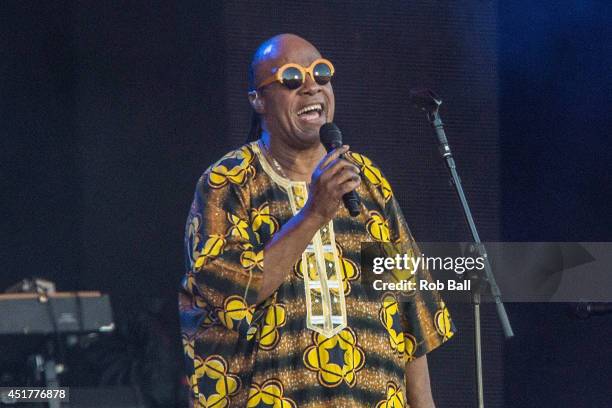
[254,37,335,148]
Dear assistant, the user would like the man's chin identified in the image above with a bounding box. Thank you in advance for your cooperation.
[293,129,323,147]
[289,123,323,146]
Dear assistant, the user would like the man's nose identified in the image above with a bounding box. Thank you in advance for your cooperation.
[299,73,321,95]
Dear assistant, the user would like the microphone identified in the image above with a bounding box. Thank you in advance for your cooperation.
[409,88,442,116]
[319,123,361,217]
[575,302,612,319]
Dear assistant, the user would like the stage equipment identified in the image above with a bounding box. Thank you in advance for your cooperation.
[410,88,514,408]
[0,292,114,335]
[575,302,612,319]
[0,288,114,408]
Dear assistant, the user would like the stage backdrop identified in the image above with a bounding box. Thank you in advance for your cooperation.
[3,1,504,406]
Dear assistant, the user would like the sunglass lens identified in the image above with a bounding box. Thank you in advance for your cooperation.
[281,67,303,89]
[313,63,332,85]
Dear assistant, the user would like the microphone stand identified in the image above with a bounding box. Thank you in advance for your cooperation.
[410,89,514,408]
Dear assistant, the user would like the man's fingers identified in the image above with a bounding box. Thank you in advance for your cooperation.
[337,177,361,196]
[319,145,349,169]
[322,159,360,181]
[333,170,361,196]
[333,167,361,186]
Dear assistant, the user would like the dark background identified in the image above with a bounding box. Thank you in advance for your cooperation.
[1,1,610,407]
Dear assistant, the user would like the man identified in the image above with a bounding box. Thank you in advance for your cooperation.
[179,34,454,407]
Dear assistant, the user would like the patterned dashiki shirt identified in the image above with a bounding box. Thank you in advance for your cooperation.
[179,140,455,408]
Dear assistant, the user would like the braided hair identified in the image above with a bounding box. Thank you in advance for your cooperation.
[246,56,262,143]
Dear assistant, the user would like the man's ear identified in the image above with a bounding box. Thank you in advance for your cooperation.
[248,90,265,114]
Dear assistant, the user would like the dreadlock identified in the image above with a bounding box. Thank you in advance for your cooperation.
[246,111,262,143]
[246,53,262,143]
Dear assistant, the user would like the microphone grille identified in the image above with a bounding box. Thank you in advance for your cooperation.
[409,88,442,113]
[319,122,343,146]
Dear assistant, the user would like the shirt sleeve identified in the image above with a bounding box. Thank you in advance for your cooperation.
[182,172,265,338]
[347,149,456,358]
[385,195,456,359]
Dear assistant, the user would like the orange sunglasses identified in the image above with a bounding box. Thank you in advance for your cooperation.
[257,58,335,90]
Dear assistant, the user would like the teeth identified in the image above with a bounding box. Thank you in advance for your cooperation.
[297,103,322,115]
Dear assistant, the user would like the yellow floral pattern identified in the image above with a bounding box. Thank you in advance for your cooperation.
[187,214,202,265]
[435,301,454,340]
[182,334,195,360]
[334,243,360,295]
[375,381,405,408]
[247,378,296,408]
[250,202,279,241]
[303,327,365,388]
[367,210,391,242]
[192,355,241,408]
[226,212,250,240]
[379,294,417,361]
[194,234,226,269]
[208,145,256,188]
[348,152,393,202]
[218,295,253,331]
[240,243,264,271]
[257,302,287,350]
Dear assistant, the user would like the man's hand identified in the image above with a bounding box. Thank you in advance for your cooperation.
[256,145,361,304]
[302,145,361,227]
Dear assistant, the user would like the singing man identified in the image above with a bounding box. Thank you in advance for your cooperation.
[179,33,455,408]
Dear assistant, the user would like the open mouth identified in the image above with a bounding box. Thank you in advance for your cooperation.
[296,103,325,122]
